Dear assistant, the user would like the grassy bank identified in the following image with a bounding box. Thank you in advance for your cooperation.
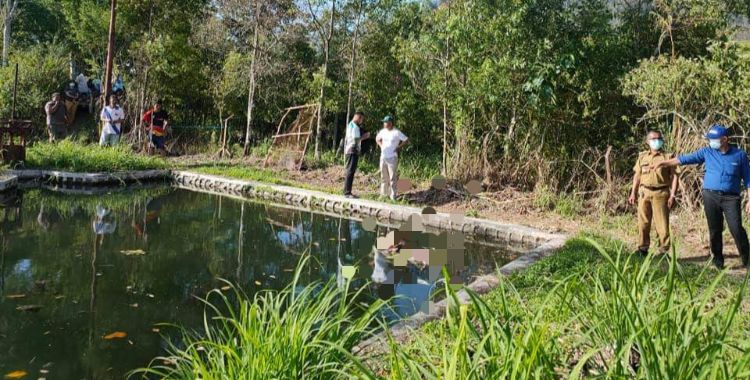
[135,237,750,379]
[24,140,168,172]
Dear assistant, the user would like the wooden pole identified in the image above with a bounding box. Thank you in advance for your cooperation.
[103,0,117,102]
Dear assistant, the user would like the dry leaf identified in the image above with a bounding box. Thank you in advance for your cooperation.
[16,305,42,312]
[129,303,138,308]
[4,370,27,379]
[5,294,26,300]
[254,281,262,286]
[39,370,49,375]
[220,286,231,291]
[152,328,160,333]
[121,249,146,256]
[103,331,127,340]
[283,268,294,272]
[146,293,155,298]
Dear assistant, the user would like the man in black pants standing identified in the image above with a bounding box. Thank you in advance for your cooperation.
[343,111,370,198]
[653,124,750,269]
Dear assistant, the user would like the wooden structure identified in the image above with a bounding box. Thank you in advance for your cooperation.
[263,104,319,171]
[0,119,32,163]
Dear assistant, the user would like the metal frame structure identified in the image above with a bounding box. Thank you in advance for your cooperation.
[0,119,32,163]
[263,103,320,171]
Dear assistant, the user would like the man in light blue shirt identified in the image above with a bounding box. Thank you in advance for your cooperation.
[343,111,370,198]
[653,124,750,268]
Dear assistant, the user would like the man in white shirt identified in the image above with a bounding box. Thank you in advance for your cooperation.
[99,96,125,146]
[343,111,370,198]
[376,116,409,200]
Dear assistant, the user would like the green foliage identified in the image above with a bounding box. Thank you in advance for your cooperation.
[25,140,168,172]
[0,42,68,125]
[364,238,750,378]
[133,257,387,379]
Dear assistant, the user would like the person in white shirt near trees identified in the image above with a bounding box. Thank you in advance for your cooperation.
[99,95,125,147]
[376,115,409,200]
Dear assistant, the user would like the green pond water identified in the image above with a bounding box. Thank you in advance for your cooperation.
[0,187,516,379]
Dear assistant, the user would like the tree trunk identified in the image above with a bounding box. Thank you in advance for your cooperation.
[314,0,336,160]
[2,0,18,67]
[342,0,363,156]
[441,0,451,176]
[243,11,261,156]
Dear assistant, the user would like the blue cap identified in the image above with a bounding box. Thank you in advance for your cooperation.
[382,115,394,123]
[705,124,729,139]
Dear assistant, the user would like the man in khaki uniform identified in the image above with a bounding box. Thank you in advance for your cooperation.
[628,130,680,255]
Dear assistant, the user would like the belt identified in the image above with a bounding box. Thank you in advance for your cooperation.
[640,185,668,191]
[704,189,740,196]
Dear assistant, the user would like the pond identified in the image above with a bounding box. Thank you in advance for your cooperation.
[0,187,517,379]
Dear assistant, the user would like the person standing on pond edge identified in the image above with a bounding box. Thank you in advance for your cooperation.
[652,124,750,269]
[343,111,370,198]
[628,130,679,256]
[143,100,170,151]
[44,93,67,142]
[376,116,409,200]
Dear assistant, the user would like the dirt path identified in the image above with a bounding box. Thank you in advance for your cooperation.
[169,154,748,275]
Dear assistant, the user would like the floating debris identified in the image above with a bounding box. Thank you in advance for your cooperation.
[103,331,127,340]
[5,294,26,300]
[4,370,27,379]
[220,286,231,291]
[16,305,43,313]
[254,281,262,286]
[146,293,155,299]
[129,303,139,308]
[121,249,146,256]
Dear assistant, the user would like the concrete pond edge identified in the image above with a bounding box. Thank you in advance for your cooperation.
[2,168,568,352]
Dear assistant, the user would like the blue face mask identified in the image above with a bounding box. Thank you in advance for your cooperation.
[709,139,722,150]
[648,139,664,151]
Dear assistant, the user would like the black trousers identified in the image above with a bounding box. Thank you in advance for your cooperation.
[343,153,359,195]
[703,190,750,266]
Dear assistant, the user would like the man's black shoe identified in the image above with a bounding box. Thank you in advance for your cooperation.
[712,259,725,270]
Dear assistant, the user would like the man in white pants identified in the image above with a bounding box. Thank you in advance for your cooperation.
[376,116,409,200]
[99,95,125,146]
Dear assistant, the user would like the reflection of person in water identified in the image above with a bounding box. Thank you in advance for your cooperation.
[371,225,443,317]
[132,196,165,242]
[92,205,117,245]
[36,203,62,232]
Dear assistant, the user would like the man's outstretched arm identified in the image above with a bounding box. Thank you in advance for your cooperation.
[651,158,680,170]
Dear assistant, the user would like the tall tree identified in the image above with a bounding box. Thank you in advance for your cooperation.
[307,0,337,160]
[1,0,18,66]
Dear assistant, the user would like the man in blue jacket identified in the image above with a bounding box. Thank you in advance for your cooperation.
[653,124,750,269]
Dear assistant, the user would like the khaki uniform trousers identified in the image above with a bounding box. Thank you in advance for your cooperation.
[380,156,399,200]
[64,99,78,126]
[638,187,671,253]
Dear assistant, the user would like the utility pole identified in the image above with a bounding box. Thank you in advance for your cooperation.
[103,0,117,102]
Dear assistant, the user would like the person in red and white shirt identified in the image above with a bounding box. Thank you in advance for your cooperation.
[142,100,170,151]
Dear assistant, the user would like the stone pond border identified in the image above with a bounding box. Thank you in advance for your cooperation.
[1,168,567,351]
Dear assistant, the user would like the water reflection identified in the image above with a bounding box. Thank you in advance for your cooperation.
[0,187,515,378]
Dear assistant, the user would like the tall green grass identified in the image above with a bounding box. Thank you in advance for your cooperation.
[132,257,387,380]
[133,238,750,379]
[25,140,168,172]
[357,239,750,379]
